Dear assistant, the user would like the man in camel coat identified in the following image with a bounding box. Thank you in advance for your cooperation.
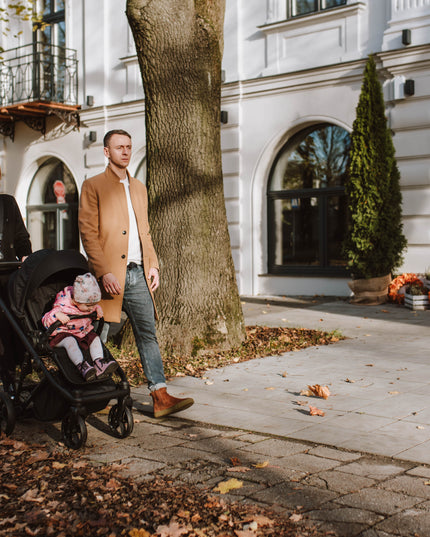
[78,129,193,417]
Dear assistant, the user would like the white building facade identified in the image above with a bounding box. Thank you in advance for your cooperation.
[0,0,429,297]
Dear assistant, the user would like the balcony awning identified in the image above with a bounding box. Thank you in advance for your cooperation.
[0,101,80,141]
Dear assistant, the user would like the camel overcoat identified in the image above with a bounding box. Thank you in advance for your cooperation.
[78,165,159,323]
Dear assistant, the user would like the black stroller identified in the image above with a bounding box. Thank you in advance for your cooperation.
[0,249,133,449]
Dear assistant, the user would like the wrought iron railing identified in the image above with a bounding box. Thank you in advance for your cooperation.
[0,42,78,106]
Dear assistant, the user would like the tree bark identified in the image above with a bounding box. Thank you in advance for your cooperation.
[126,0,245,356]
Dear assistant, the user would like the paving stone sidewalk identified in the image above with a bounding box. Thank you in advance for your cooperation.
[14,406,430,537]
[162,298,430,465]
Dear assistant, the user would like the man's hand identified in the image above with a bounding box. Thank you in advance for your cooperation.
[55,312,70,324]
[102,273,122,295]
[148,267,159,292]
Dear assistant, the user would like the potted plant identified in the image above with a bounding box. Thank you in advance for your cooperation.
[404,281,429,310]
[343,55,407,304]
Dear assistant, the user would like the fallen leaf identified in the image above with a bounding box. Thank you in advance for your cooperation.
[345,378,355,383]
[205,380,214,385]
[307,384,330,399]
[417,426,425,430]
[106,478,121,490]
[213,478,243,494]
[365,364,374,367]
[281,371,288,377]
[21,489,43,503]
[242,514,274,527]
[294,400,308,406]
[253,461,269,468]
[309,405,325,417]
[300,389,313,397]
[156,521,190,536]
[264,387,275,390]
[289,513,303,522]
[52,462,67,469]
[26,451,49,465]
[388,391,400,395]
[129,529,152,537]
[230,457,242,466]
[176,509,190,519]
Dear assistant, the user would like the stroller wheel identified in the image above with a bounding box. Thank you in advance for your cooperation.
[0,391,16,436]
[61,412,87,449]
[108,404,134,438]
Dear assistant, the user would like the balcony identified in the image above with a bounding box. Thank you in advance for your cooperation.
[0,43,80,140]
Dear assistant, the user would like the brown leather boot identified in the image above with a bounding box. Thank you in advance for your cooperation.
[151,387,194,418]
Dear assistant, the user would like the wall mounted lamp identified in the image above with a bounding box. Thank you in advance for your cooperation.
[86,95,94,107]
[88,131,97,143]
[220,110,228,124]
[402,29,411,46]
[404,79,415,96]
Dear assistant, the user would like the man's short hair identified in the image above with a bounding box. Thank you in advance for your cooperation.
[103,129,132,147]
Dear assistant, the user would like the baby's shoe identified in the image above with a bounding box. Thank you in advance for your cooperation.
[94,357,118,378]
[77,360,96,381]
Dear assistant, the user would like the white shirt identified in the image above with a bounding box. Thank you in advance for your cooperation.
[120,177,143,265]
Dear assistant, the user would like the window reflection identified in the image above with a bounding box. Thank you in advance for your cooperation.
[290,0,346,18]
[27,158,79,251]
[293,0,318,16]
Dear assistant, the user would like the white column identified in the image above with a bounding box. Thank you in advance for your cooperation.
[267,0,287,23]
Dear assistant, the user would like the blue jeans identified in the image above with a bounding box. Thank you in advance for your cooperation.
[103,264,167,392]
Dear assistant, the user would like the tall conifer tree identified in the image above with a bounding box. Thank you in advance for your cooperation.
[343,55,407,279]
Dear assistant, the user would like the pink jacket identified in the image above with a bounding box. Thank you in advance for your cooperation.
[42,286,103,339]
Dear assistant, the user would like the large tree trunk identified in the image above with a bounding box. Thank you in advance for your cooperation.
[126,0,245,356]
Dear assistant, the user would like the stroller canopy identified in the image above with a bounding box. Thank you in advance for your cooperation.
[9,249,90,322]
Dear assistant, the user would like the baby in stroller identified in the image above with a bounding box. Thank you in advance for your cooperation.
[42,272,117,381]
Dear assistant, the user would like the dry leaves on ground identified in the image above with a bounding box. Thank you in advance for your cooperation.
[110,326,343,386]
[300,384,331,399]
[309,405,325,417]
[0,435,331,537]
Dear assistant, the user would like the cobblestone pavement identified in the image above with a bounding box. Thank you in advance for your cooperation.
[15,409,430,537]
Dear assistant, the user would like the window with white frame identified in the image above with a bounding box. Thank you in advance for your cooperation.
[288,0,347,18]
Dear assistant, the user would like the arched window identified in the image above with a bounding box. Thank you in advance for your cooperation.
[27,158,79,251]
[267,123,350,275]
[134,157,147,184]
